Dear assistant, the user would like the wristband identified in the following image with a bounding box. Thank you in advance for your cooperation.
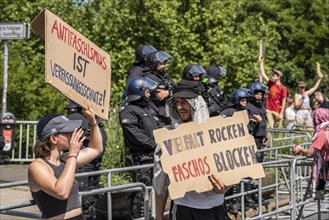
[67,155,78,160]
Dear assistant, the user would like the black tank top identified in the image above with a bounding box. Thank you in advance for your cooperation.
[31,158,81,218]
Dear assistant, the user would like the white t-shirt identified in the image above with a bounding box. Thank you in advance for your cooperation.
[174,191,224,209]
[285,107,296,129]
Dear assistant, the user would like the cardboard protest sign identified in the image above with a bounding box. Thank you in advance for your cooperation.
[31,9,111,120]
[153,110,265,200]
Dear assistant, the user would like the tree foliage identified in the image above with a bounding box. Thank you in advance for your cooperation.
[1,0,328,170]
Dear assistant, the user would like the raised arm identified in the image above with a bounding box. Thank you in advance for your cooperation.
[306,62,323,96]
[75,104,103,167]
[28,129,85,200]
[258,56,269,83]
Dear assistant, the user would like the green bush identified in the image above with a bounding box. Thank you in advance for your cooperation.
[101,107,132,186]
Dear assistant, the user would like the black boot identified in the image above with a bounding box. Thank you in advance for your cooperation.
[228,184,241,214]
[245,184,257,209]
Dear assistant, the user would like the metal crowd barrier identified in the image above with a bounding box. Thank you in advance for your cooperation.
[1,125,328,219]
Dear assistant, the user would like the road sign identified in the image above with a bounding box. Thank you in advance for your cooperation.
[0,22,30,40]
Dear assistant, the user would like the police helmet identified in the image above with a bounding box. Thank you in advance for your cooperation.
[249,82,267,101]
[145,50,173,70]
[126,77,159,102]
[231,88,253,105]
[182,64,207,81]
[133,45,157,65]
[64,100,83,113]
[205,66,227,84]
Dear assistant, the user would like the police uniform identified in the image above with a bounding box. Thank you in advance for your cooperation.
[247,100,266,162]
[119,99,159,218]
[144,69,175,126]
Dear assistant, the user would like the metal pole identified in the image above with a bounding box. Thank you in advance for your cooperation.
[2,40,8,114]
[259,40,263,82]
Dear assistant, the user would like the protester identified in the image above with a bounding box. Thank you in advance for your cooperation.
[64,101,108,220]
[294,62,323,126]
[143,50,175,126]
[153,80,230,220]
[258,56,288,129]
[284,96,297,129]
[314,91,329,109]
[119,77,160,218]
[292,107,329,197]
[28,104,103,220]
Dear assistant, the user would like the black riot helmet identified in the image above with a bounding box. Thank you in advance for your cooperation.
[64,100,83,114]
[133,45,158,66]
[182,64,207,81]
[145,50,173,70]
[231,88,253,105]
[205,65,227,84]
[126,77,159,102]
[249,82,267,103]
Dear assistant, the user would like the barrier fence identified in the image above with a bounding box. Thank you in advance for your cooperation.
[0,122,328,219]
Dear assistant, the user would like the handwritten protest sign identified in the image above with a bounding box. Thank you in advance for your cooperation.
[31,9,111,120]
[153,110,265,200]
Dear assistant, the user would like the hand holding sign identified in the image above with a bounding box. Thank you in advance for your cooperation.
[154,110,265,200]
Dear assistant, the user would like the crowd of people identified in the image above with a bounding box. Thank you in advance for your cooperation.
[27,44,328,220]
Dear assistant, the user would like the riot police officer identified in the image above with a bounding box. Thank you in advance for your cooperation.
[119,77,160,219]
[247,82,269,205]
[64,100,108,220]
[220,88,257,213]
[182,64,207,81]
[143,50,175,126]
[204,65,229,116]
[247,82,267,162]
[126,45,158,84]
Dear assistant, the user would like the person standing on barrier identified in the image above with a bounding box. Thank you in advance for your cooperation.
[292,107,329,197]
[153,80,231,220]
[258,56,288,130]
[220,88,258,213]
[28,104,103,220]
[119,77,160,219]
[294,62,323,127]
[64,101,108,220]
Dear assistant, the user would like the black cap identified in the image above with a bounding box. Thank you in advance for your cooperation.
[172,80,203,98]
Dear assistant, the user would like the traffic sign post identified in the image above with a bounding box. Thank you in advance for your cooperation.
[0,22,30,114]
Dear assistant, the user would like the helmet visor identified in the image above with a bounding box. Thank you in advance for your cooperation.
[143,45,157,57]
[154,51,173,63]
[144,77,159,92]
[190,65,207,77]
[218,66,227,77]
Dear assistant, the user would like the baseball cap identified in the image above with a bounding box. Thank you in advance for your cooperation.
[172,80,203,98]
[273,69,283,77]
[37,114,83,139]
[298,81,306,87]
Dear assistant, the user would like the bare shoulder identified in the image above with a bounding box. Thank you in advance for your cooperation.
[28,159,52,176]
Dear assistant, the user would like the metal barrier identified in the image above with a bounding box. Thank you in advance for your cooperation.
[1,120,38,162]
[1,125,328,219]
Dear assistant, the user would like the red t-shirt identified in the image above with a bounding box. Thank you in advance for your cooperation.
[311,129,329,161]
[266,80,287,113]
